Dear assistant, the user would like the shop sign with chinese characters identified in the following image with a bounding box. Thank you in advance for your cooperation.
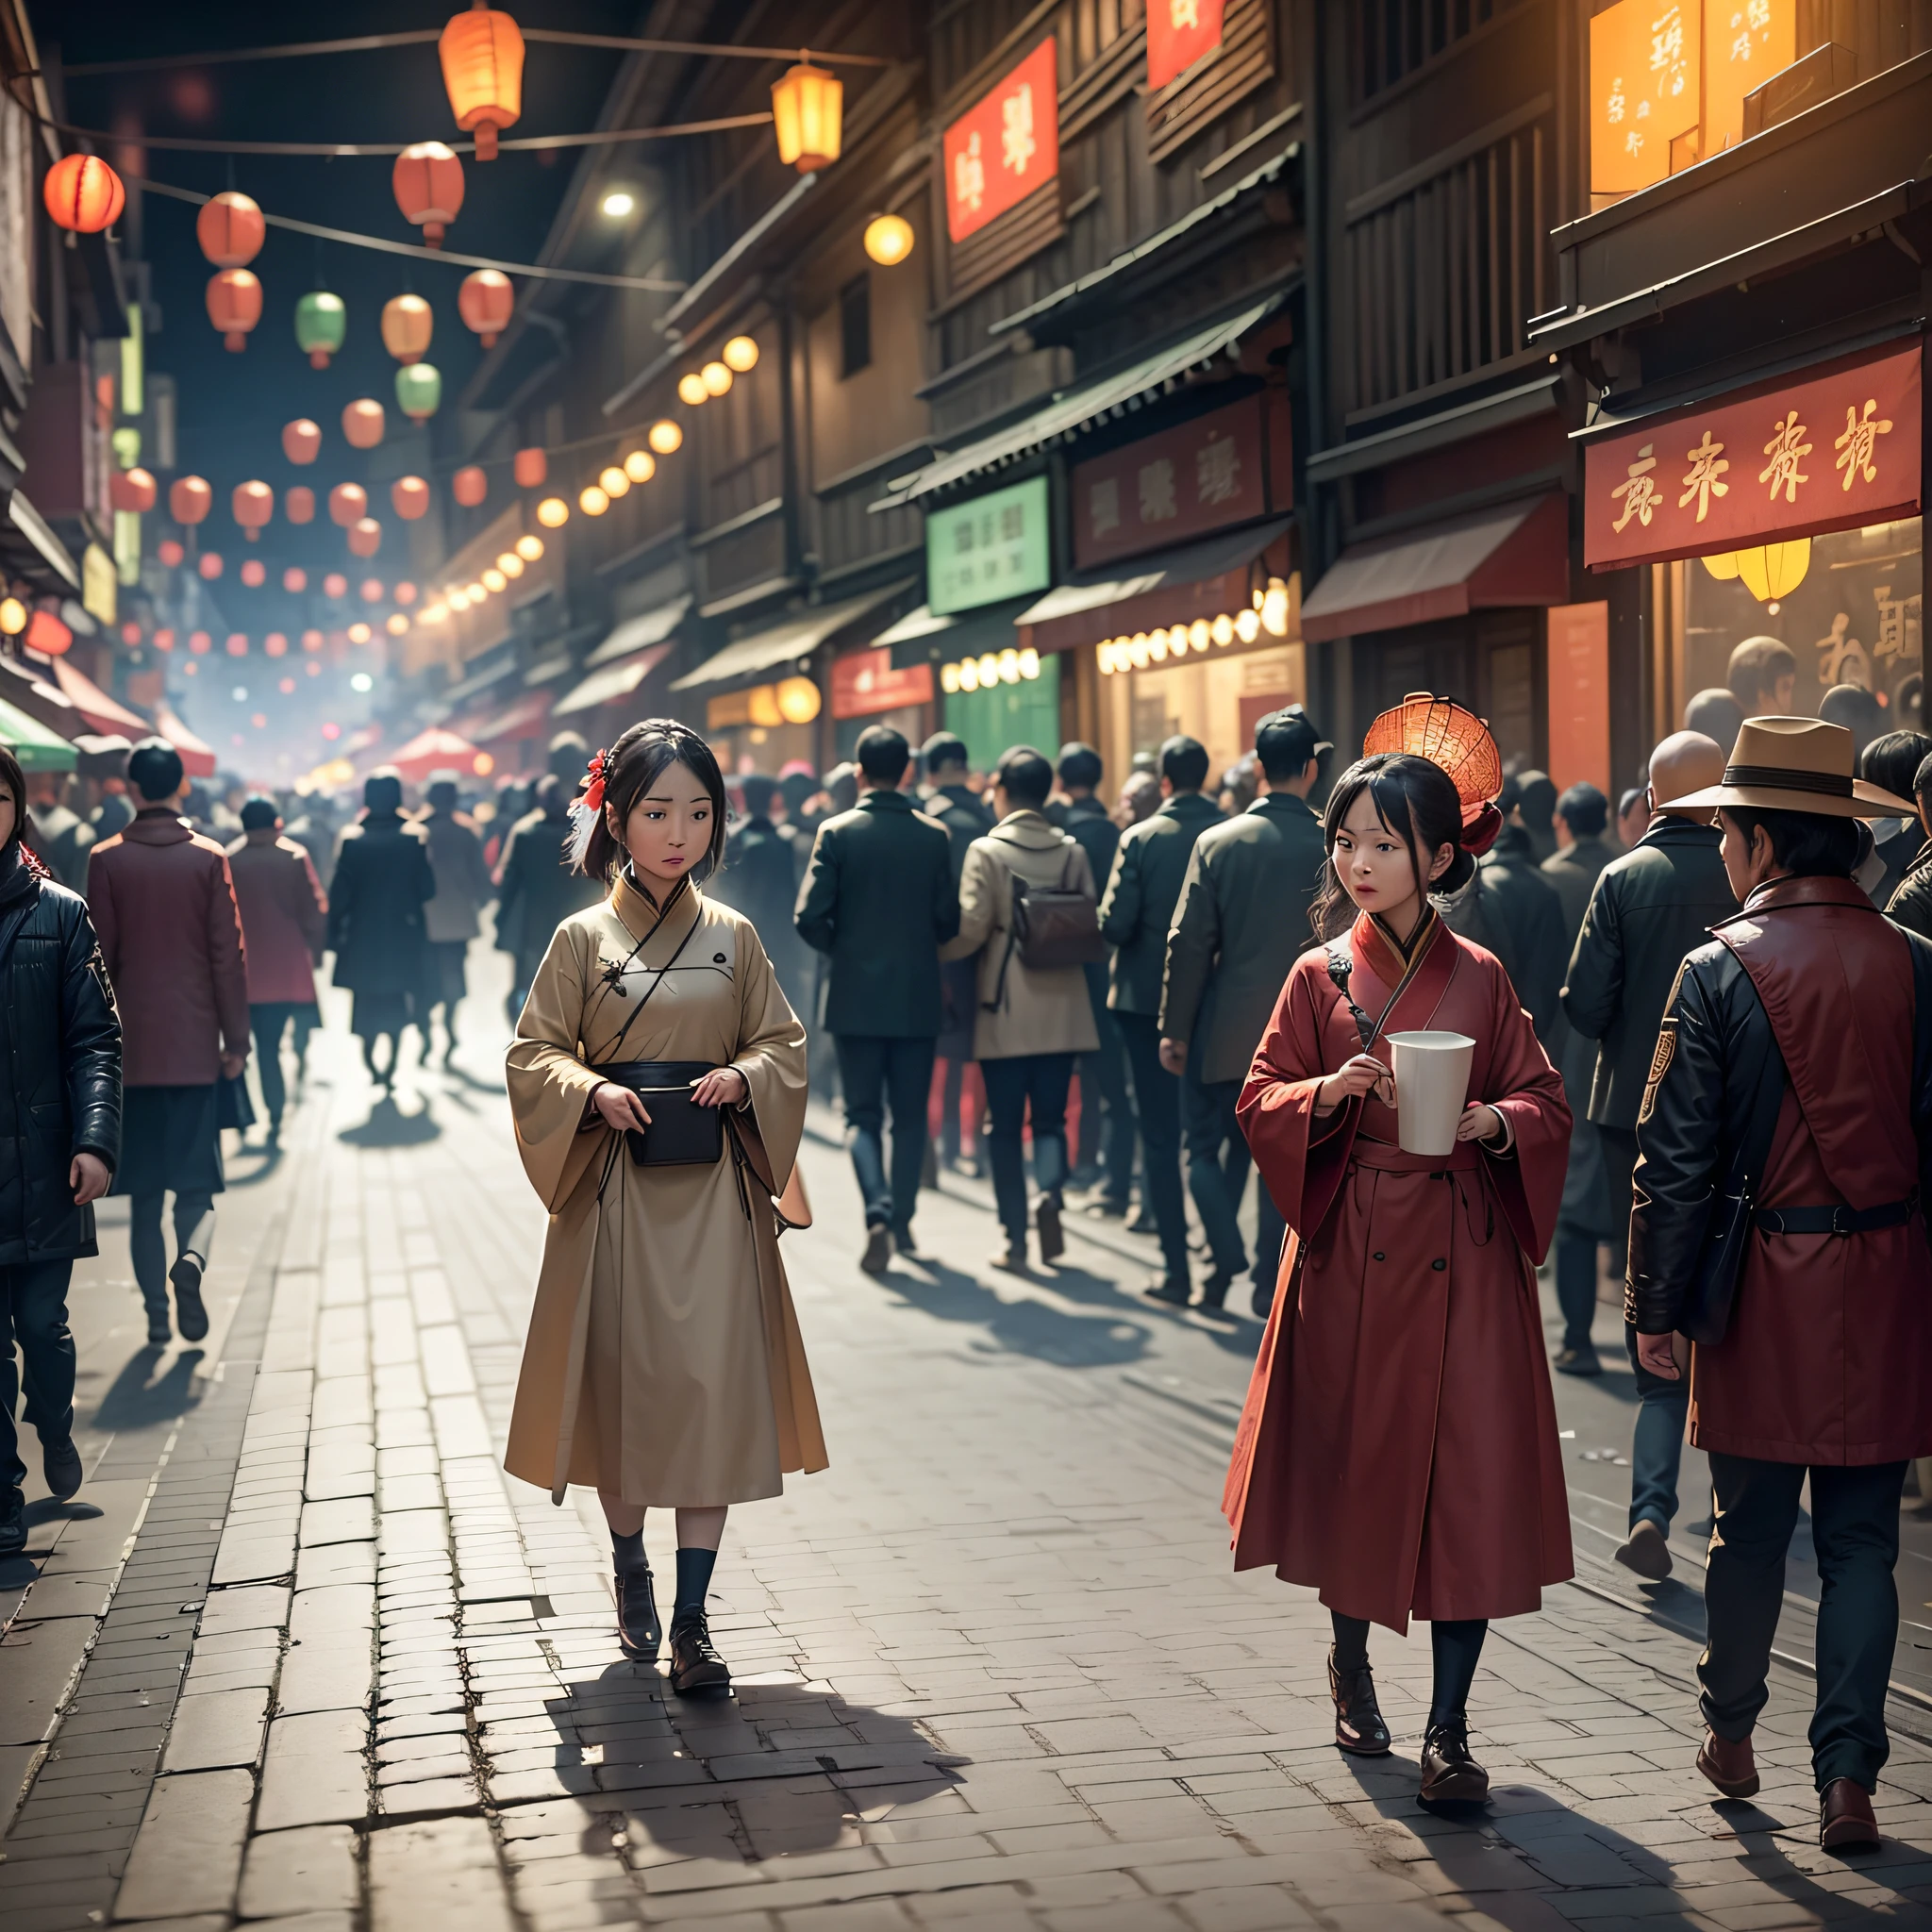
[1148,0,1226,89]
[942,39,1059,245]
[1583,343,1924,570]
[830,651,935,722]
[926,476,1052,616]
[1070,395,1285,572]
[1590,0,1700,196]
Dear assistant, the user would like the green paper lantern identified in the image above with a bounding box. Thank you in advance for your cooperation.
[395,361,441,423]
[296,291,346,369]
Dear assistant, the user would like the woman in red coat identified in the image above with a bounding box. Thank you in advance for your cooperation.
[1224,739,1573,1804]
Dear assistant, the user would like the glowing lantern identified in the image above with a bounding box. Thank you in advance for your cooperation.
[226,634,248,657]
[440,5,525,160]
[283,567,308,592]
[863,213,913,266]
[677,372,708,407]
[536,496,568,527]
[342,399,386,451]
[324,574,348,598]
[381,292,433,364]
[1701,551,1743,581]
[458,269,512,346]
[701,360,732,397]
[1259,577,1291,637]
[647,419,682,456]
[282,419,322,465]
[387,613,410,637]
[196,191,264,268]
[42,154,125,234]
[207,269,262,352]
[233,480,274,541]
[189,630,211,655]
[623,449,655,484]
[359,578,385,603]
[579,485,609,517]
[265,632,289,658]
[396,582,417,605]
[770,60,841,173]
[199,552,225,580]
[482,567,507,592]
[722,335,759,373]
[348,622,373,644]
[392,142,464,246]
[512,447,546,489]
[495,552,522,576]
[0,598,28,637]
[120,621,142,645]
[775,676,821,724]
[302,628,325,652]
[1733,540,1811,603]
[108,466,156,514]
[170,475,212,525]
[348,517,382,558]
[453,465,488,508]
[241,559,266,588]
[158,540,184,568]
[329,483,368,527]
[26,608,72,656]
[295,291,346,369]
[515,533,543,560]
[598,465,629,498]
[391,475,431,521]
[153,629,175,651]
[395,362,442,422]
[286,487,315,525]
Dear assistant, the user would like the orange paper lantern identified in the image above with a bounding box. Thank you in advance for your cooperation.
[42,154,125,234]
[458,269,512,347]
[452,465,488,508]
[241,558,267,588]
[196,191,264,269]
[157,539,185,568]
[440,6,525,160]
[323,574,348,599]
[233,480,274,541]
[341,399,386,449]
[512,446,546,489]
[392,142,464,246]
[265,632,289,658]
[170,476,213,525]
[25,608,72,656]
[189,630,212,655]
[153,629,175,651]
[348,517,382,558]
[199,552,225,580]
[301,628,325,652]
[391,475,431,520]
[283,566,308,593]
[285,487,316,525]
[282,419,322,465]
[380,292,433,364]
[395,581,418,606]
[207,269,262,352]
[328,483,368,528]
[109,466,157,514]
[359,578,385,604]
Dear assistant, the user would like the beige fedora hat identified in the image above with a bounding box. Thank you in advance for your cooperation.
[1659,715,1914,818]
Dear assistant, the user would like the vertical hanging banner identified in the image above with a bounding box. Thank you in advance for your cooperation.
[1590,0,1701,196]
[1701,0,1794,154]
[942,39,1060,245]
[1148,0,1228,88]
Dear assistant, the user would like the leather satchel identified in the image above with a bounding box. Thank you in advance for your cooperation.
[591,1060,725,1167]
[1012,844,1104,971]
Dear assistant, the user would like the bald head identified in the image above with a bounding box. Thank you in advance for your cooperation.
[1649,730,1727,818]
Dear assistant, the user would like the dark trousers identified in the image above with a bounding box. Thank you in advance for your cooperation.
[0,1260,75,1492]
[1701,1453,1907,1790]
[981,1053,1074,1242]
[1181,1069,1285,1290]
[835,1034,935,1234]
[1074,965,1135,1201]
[130,1192,215,1318]
[1555,1233,1600,1352]
[938,1057,984,1166]
[1115,1011,1189,1281]
[250,1001,303,1128]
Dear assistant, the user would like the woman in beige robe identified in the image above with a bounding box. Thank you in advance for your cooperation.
[504,721,825,1694]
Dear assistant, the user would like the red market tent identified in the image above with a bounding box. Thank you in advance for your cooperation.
[390,726,480,783]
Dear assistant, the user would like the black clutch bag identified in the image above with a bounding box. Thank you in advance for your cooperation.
[591,1060,725,1167]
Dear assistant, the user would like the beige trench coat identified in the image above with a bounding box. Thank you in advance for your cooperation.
[941,811,1101,1061]
[503,873,827,1507]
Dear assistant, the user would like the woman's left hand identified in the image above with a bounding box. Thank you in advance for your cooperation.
[1455,1103,1505,1144]
[691,1066,748,1108]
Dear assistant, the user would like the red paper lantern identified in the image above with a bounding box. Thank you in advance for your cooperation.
[328,483,368,528]
[286,487,316,525]
[359,577,385,604]
[301,628,325,652]
[196,191,265,269]
[392,142,464,246]
[207,269,263,353]
[189,630,212,655]
[439,8,524,161]
[25,608,71,656]
[452,465,488,508]
[381,293,433,365]
[199,552,225,580]
[241,558,267,588]
[395,582,418,606]
[233,480,274,541]
[391,475,431,520]
[348,517,382,559]
[226,633,248,657]
[342,399,386,450]
[170,475,213,525]
[512,446,546,489]
[42,154,125,234]
[283,567,308,593]
[282,419,323,465]
[109,466,157,514]
[323,573,349,599]
[265,632,289,658]
[120,621,141,645]
[458,269,513,347]
[153,628,175,651]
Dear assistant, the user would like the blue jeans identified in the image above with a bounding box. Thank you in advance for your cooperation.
[1624,1323,1690,1534]
[1,1259,75,1492]
[1114,1012,1189,1281]
[835,1035,935,1234]
[1180,1069,1285,1291]
[980,1054,1074,1241]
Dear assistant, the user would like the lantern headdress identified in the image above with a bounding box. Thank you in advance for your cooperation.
[1362,691,1504,855]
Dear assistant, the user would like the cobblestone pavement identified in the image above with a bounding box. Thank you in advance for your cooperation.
[8,955,1932,1930]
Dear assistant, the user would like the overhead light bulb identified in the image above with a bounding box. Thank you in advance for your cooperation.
[1260,576,1291,637]
[623,448,656,484]
[448,587,472,610]
[515,533,544,559]
[1210,612,1235,646]
[601,191,635,218]
[598,465,629,498]
[677,373,708,407]
[863,212,913,265]
[536,497,569,527]
[647,419,682,455]
[700,360,732,396]
[482,567,507,592]
[722,335,758,372]
[579,485,609,516]
[496,551,524,577]
[1234,607,1261,643]
[348,627,372,648]
[386,613,409,635]
[0,597,24,635]
[350,668,373,688]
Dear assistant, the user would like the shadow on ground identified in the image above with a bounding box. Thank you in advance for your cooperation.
[340,1095,442,1147]
[89,1343,204,1431]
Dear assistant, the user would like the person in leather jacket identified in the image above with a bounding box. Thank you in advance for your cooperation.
[1626,716,1932,1853]
[0,744,122,1556]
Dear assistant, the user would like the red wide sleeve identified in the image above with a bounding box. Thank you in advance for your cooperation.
[1237,955,1355,1236]
[1476,955,1573,1267]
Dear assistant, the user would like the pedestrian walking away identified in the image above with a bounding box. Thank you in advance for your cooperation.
[1160,706,1329,1318]
[225,794,328,1145]
[1561,730,1733,1577]
[941,746,1100,1274]
[1100,734,1224,1304]
[1859,729,1932,908]
[504,722,824,1697]
[793,724,959,1274]
[1628,714,1932,1852]
[710,773,811,1025]
[922,733,996,1178]
[1225,701,1574,1809]
[418,774,494,1065]
[0,747,120,1557]
[86,739,249,1347]
[496,735,608,1023]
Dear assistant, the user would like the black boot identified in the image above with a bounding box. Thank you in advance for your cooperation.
[171,1255,208,1343]
[42,1436,82,1503]
[0,1488,24,1556]
[615,1565,661,1662]
[668,1608,731,1694]
[1419,1718,1490,1804]
[1328,1648,1391,1756]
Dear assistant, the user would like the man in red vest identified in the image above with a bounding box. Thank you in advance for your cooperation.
[1628,716,1932,1852]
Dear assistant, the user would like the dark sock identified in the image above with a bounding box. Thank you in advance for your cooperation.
[611,1527,647,1574]
[1330,1611,1371,1674]
[1427,1618,1488,1729]
[674,1546,717,1623]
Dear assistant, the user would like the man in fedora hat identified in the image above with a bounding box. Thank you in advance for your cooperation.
[1627,715,1932,1851]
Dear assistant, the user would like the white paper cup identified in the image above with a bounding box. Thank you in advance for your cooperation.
[1386,1030,1476,1157]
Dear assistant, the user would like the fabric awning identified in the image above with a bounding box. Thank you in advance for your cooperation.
[583,595,691,670]
[154,704,217,779]
[2,491,79,590]
[470,689,554,745]
[670,580,914,692]
[391,727,478,782]
[52,656,149,736]
[0,695,76,772]
[876,597,1038,673]
[555,641,675,716]
[0,655,83,739]
[1298,493,1571,643]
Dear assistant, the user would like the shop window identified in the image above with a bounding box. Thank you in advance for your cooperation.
[1355,0,1503,102]
[840,275,872,380]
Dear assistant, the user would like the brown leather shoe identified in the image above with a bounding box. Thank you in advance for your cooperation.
[1820,1777,1880,1850]
[1696,1728,1760,1798]
[1418,1720,1490,1804]
[1327,1649,1391,1757]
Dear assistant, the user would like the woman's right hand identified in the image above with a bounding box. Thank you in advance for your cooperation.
[1314,1055,1391,1116]
[591,1082,651,1133]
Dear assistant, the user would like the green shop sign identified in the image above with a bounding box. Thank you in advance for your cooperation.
[926,476,1050,616]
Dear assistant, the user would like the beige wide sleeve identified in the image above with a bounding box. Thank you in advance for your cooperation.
[728,916,808,1194]
[505,922,612,1212]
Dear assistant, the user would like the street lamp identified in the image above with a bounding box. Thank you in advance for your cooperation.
[771,58,841,173]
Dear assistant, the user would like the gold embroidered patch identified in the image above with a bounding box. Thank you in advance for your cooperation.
[1638,1024,1676,1124]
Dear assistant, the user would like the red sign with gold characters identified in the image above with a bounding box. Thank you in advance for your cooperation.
[831,651,934,723]
[942,39,1059,245]
[1148,0,1227,89]
[1584,342,1923,570]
